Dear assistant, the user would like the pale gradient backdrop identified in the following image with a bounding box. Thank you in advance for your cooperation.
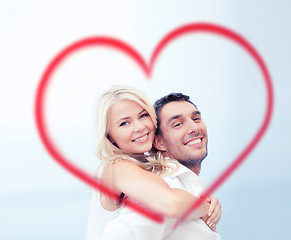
[1,0,290,239]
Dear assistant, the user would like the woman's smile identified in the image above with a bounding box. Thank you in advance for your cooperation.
[132,133,150,143]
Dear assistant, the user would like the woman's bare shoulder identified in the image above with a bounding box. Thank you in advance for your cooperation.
[97,161,127,211]
[105,159,143,176]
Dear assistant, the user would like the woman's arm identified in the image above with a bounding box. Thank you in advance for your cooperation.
[100,160,209,220]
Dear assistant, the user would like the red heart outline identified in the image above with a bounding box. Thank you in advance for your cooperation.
[35,23,274,223]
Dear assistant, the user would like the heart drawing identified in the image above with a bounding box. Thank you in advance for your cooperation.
[35,22,274,223]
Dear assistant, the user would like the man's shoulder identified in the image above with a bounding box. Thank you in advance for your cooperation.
[165,161,198,178]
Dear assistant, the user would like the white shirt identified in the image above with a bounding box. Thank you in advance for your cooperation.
[86,163,221,240]
[162,164,221,240]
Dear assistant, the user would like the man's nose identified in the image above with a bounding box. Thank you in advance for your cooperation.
[186,120,199,134]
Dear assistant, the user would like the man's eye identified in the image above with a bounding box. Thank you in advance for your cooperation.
[173,122,182,128]
[120,121,129,127]
[193,117,201,122]
[140,113,149,119]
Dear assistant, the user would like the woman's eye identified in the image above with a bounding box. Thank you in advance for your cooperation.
[193,117,201,122]
[140,113,149,118]
[120,121,129,127]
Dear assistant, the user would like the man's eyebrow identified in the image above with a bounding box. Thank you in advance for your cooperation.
[167,114,182,125]
[167,111,201,125]
[192,110,201,115]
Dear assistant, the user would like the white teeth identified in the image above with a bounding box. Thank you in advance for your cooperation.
[186,138,201,145]
[134,135,147,142]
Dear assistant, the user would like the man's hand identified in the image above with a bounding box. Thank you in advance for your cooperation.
[201,196,221,231]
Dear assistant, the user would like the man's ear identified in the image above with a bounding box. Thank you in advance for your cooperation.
[153,136,167,151]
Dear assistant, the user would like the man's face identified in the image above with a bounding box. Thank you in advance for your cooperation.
[155,101,208,169]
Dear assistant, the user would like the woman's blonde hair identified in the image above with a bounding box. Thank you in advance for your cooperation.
[96,85,177,176]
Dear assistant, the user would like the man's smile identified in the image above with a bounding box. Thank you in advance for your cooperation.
[184,137,204,146]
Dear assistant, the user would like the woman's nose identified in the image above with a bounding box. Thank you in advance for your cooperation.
[133,120,145,132]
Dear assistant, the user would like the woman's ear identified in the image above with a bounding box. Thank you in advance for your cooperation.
[153,136,166,151]
[107,134,115,143]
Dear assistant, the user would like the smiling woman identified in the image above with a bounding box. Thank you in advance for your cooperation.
[95,85,162,171]
[107,99,155,154]
[87,85,220,239]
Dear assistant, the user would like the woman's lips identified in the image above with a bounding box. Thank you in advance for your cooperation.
[132,133,149,143]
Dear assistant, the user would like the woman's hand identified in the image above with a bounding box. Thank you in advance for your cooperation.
[201,196,221,231]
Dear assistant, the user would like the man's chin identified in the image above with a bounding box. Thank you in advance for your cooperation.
[179,151,208,166]
[202,150,208,161]
[191,149,208,161]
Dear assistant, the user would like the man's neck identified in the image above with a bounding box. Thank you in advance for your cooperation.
[162,151,201,175]
[188,165,201,176]
[180,163,201,176]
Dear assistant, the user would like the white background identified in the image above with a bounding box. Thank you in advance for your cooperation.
[1,0,290,239]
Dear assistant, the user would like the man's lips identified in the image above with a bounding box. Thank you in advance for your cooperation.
[184,137,203,146]
[132,133,149,143]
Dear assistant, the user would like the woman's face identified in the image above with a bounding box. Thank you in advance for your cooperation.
[108,99,155,154]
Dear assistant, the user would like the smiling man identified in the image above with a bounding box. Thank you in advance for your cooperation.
[152,93,221,239]
[154,93,208,176]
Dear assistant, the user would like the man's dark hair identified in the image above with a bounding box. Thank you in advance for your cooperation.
[153,93,198,136]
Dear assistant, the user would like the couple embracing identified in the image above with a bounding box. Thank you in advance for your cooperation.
[87,85,221,240]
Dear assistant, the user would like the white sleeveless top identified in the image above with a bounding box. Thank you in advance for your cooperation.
[86,163,120,240]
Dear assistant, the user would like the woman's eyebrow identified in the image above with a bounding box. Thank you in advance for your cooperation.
[138,109,146,115]
[116,116,130,124]
[116,109,146,124]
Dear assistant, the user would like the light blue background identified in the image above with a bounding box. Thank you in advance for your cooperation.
[1,1,290,239]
